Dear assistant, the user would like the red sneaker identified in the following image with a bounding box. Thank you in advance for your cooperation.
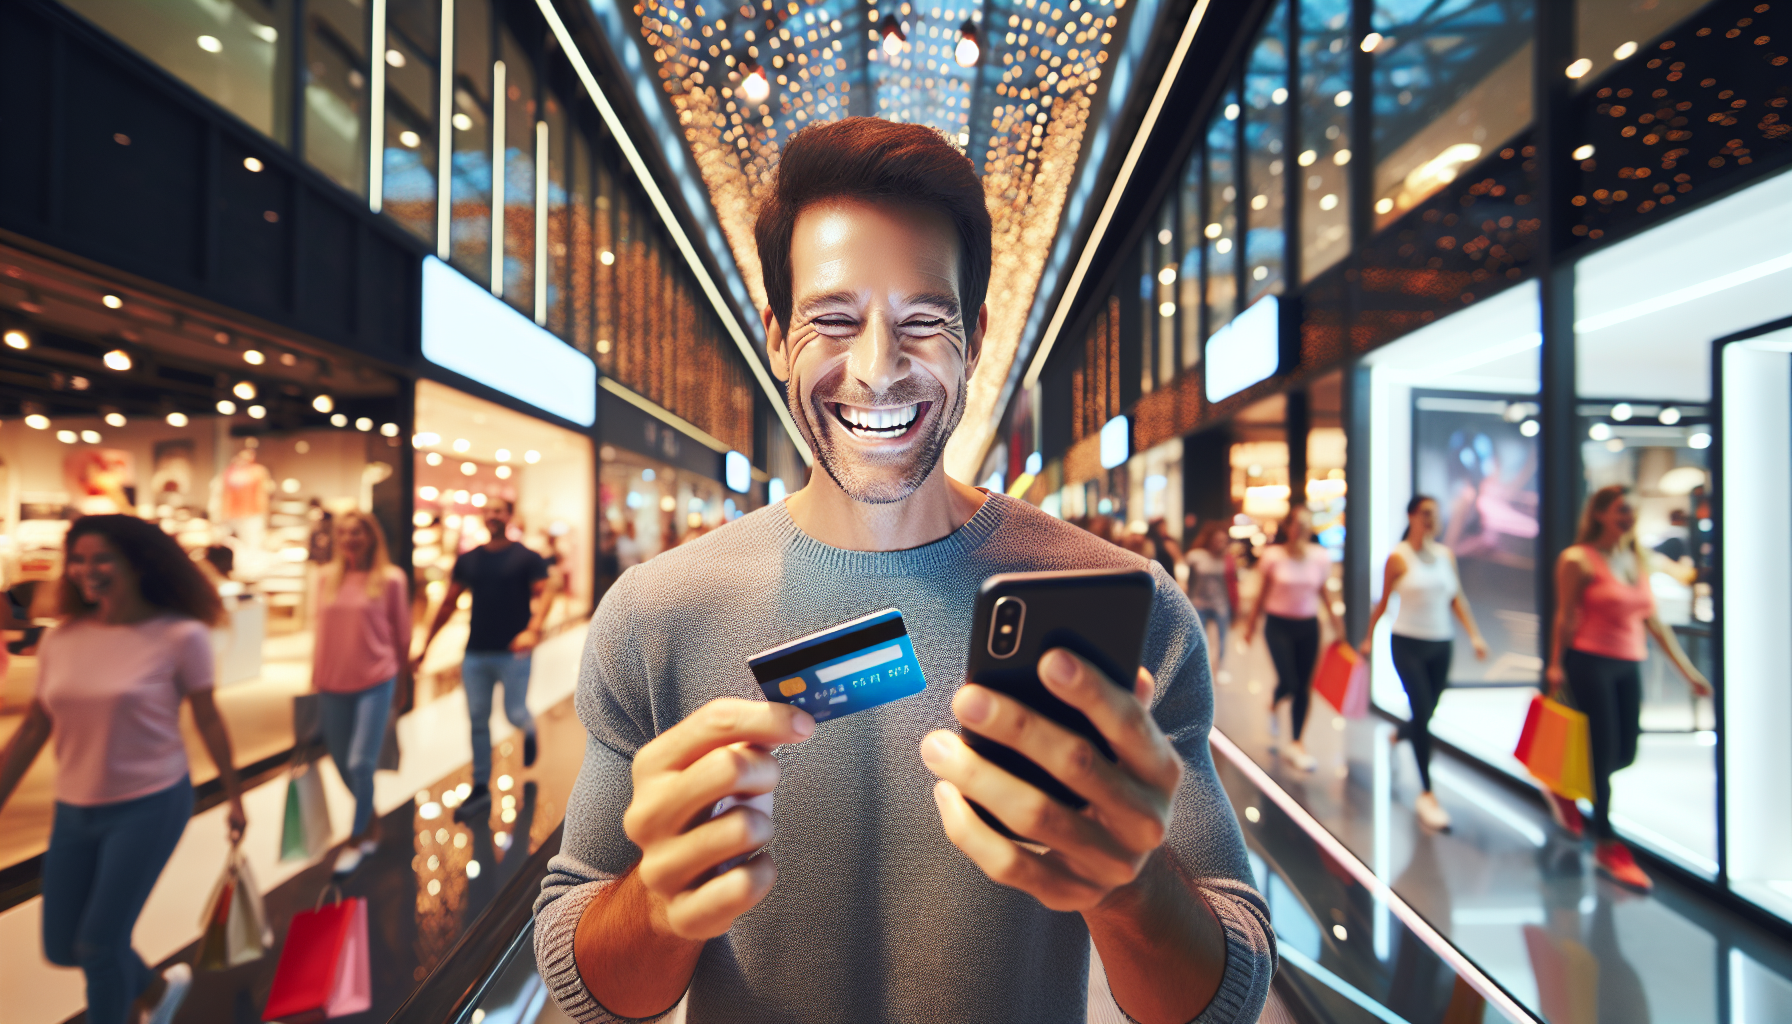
[1596,841,1653,893]
[1546,792,1584,839]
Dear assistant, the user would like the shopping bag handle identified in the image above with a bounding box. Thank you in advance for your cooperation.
[315,883,344,911]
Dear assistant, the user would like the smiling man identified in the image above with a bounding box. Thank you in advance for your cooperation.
[534,118,1272,1024]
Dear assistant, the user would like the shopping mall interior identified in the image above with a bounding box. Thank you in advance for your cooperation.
[1,0,1790,1021]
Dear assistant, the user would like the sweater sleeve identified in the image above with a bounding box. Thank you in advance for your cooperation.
[534,574,686,1024]
[1136,563,1276,1024]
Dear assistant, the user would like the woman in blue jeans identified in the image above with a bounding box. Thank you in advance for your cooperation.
[0,515,245,1024]
[311,511,410,876]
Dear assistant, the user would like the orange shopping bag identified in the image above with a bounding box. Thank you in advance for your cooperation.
[1312,642,1368,718]
[1513,694,1594,802]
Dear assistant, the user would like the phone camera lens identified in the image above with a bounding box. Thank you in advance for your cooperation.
[988,597,1025,658]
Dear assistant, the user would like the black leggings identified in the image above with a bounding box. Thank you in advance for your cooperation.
[1266,614,1321,740]
[1564,649,1643,840]
[1390,636,1452,791]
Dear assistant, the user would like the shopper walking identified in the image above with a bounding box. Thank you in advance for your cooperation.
[1185,521,1235,665]
[1360,495,1489,831]
[1242,505,1342,771]
[1547,485,1710,892]
[311,511,409,876]
[413,498,557,824]
[0,515,244,1024]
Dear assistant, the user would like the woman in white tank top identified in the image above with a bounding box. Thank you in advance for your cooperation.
[1361,496,1488,831]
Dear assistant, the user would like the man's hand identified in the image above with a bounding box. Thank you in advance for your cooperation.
[510,627,541,654]
[920,649,1183,913]
[624,698,815,939]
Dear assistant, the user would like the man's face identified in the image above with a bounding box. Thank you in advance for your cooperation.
[485,500,513,539]
[766,199,985,504]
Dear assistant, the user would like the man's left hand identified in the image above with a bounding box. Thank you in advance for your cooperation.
[511,627,541,654]
[920,649,1184,913]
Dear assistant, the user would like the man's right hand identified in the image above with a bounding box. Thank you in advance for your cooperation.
[624,698,815,940]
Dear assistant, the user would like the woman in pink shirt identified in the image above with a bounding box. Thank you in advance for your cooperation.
[0,515,244,1024]
[1547,485,1709,892]
[311,511,410,876]
[1242,506,1342,771]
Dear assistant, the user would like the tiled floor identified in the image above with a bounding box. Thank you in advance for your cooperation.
[1208,616,1792,1023]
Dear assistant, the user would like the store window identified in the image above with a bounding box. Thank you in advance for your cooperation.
[1206,89,1241,333]
[0,396,404,866]
[381,0,440,243]
[1242,4,1289,301]
[1297,0,1352,281]
[410,380,594,696]
[1141,199,1177,393]
[1362,281,1542,777]
[449,0,494,287]
[1370,0,1533,229]
[545,95,571,336]
[304,0,371,197]
[64,0,293,144]
[1572,168,1792,878]
[1177,157,1205,370]
[596,443,744,594]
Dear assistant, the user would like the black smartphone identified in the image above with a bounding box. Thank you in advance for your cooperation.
[963,567,1155,840]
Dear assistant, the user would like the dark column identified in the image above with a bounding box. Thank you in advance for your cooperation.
[1183,427,1233,530]
[1535,0,1580,657]
[1286,388,1310,510]
[1342,361,1371,645]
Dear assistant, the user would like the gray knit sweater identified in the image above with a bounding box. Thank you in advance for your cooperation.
[534,494,1274,1023]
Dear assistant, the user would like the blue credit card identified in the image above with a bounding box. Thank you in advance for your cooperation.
[748,608,927,723]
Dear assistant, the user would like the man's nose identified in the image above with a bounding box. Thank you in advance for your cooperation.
[845,314,906,395]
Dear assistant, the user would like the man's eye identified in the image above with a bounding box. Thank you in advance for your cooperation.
[812,318,856,329]
[903,318,947,329]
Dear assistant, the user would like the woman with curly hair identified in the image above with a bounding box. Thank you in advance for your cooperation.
[0,515,244,1024]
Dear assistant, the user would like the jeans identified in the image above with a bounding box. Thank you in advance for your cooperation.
[1265,614,1321,741]
[42,777,194,1024]
[462,651,535,786]
[1196,606,1229,663]
[320,678,394,837]
[1565,648,1644,840]
[1390,636,1452,791]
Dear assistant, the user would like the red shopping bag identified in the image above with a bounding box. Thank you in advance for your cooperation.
[263,890,370,1022]
[1513,694,1594,803]
[1313,642,1367,717]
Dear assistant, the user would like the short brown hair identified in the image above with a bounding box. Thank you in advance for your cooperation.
[755,118,992,332]
[61,515,225,625]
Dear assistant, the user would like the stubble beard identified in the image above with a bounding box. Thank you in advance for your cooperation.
[794,368,964,505]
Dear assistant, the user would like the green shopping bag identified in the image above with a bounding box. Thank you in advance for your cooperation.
[280,759,332,862]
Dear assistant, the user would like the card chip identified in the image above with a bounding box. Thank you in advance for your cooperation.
[778,677,807,697]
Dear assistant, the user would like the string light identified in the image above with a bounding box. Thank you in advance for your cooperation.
[954,21,980,67]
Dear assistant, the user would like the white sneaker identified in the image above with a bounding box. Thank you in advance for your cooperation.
[332,844,365,876]
[1286,748,1318,772]
[145,962,191,1024]
[1416,792,1453,832]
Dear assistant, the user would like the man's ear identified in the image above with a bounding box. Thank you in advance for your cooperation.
[763,305,790,382]
[964,303,989,379]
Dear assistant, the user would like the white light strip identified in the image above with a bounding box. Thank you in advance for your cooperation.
[535,119,550,326]
[436,0,455,259]
[1275,943,1411,1024]
[1022,0,1213,389]
[490,60,507,297]
[600,377,731,454]
[1575,251,1792,334]
[1384,332,1542,385]
[532,0,812,466]
[1209,729,1539,1024]
[369,0,388,213]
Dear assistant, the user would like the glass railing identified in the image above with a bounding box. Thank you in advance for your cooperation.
[396,736,1540,1024]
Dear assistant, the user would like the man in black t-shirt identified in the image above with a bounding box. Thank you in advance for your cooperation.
[414,498,558,822]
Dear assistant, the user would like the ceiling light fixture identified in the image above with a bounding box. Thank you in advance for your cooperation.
[103,349,132,371]
[243,349,265,365]
[233,381,257,400]
[954,21,980,67]
[313,394,334,413]
[166,411,189,427]
[25,413,50,430]
[3,329,27,350]
[739,60,771,103]
[881,15,906,56]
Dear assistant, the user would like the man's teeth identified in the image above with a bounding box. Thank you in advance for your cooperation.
[838,404,920,436]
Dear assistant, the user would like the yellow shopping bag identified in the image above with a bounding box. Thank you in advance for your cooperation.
[1514,694,1594,803]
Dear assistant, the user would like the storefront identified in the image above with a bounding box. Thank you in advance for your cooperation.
[0,240,406,868]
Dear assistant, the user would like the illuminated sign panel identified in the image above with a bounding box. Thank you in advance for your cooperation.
[1204,296,1281,404]
[725,450,752,493]
[422,257,597,426]
[1099,415,1130,469]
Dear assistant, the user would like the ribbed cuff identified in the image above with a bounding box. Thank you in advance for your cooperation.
[534,879,684,1024]
[1188,887,1276,1024]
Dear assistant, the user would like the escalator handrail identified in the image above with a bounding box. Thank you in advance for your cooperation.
[389,821,565,1024]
